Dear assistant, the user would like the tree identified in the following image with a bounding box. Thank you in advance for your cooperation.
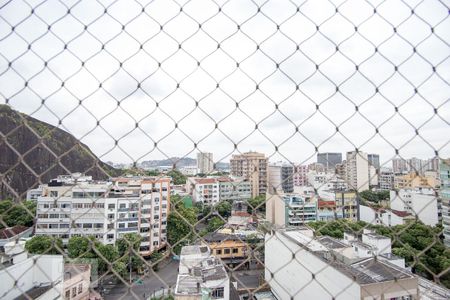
[96,244,120,273]
[116,233,143,272]
[149,251,164,271]
[206,216,225,232]
[215,201,232,218]
[67,236,95,258]
[147,170,160,176]
[0,200,36,228]
[247,195,266,214]
[167,169,187,185]
[25,235,63,254]
[167,206,197,254]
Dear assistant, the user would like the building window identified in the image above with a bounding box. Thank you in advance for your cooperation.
[224,249,230,254]
[65,289,70,299]
[118,223,125,228]
[119,203,126,209]
[72,287,77,298]
[212,287,224,299]
[78,284,82,294]
[50,191,58,197]
[108,204,115,209]
[232,248,238,254]
[49,224,58,229]
[108,214,114,219]
[107,234,114,239]
[216,249,222,255]
[83,223,93,228]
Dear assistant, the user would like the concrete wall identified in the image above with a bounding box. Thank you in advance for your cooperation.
[391,190,439,226]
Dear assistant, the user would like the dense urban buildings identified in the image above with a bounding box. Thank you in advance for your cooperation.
[440,159,450,247]
[197,152,214,174]
[34,174,171,256]
[230,152,268,197]
[317,152,342,170]
[265,228,419,300]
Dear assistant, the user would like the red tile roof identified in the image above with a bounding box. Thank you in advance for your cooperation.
[391,210,412,217]
[195,178,217,184]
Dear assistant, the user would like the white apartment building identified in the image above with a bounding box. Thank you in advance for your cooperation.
[265,228,419,300]
[197,152,214,174]
[390,188,440,226]
[0,241,64,300]
[345,151,369,192]
[179,165,199,176]
[35,175,171,256]
[379,167,394,190]
[359,205,410,227]
[186,177,251,205]
[268,162,294,194]
[266,193,317,227]
[175,245,230,300]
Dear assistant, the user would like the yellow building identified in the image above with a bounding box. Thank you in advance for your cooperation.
[203,233,250,266]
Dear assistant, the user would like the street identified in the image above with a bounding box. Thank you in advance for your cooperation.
[105,260,179,300]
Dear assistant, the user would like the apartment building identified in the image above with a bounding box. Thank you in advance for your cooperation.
[317,152,342,170]
[368,153,380,169]
[394,172,440,189]
[379,167,394,190]
[440,158,450,247]
[0,241,64,300]
[186,177,251,205]
[197,152,214,174]
[230,152,268,197]
[265,228,419,300]
[346,151,369,192]
[34,174,171,256]
[293,164,308,186]
[266,193,317,227]
[268,162,294,194]
[390,188,440,226]
[359,204,412,227]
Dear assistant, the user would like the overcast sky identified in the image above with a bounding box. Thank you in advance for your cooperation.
[0,0,449,168]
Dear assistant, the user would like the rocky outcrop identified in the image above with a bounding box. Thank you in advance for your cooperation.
[0,104,118,199]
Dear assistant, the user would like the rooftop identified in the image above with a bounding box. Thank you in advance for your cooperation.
[14,284,54,300]
[64,264,90,280]
[0,226,30,240]
[317,236,348,249]
[180,245,209,256]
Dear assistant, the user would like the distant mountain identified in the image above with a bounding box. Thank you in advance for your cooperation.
[139,157,197,169]
[138,158,230,170]
[0,105,118,199]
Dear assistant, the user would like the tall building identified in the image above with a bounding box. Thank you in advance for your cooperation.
[230,152,268,197]
[317,152,342,170]
[345,151,369,192]
[379,167,394,190]
[35,174,171,256]
[197,152,214,174]
[440,158,450,247]
[268,162,294,194]
[293,164,308,186]
[392,157,408,174]
[368,154,380,169]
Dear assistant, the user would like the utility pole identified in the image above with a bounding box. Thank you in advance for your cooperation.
[129,247,132,284]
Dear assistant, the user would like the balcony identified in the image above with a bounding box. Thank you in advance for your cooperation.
[117,227,139,232]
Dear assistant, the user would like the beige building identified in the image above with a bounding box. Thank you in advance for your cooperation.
[63,264,91,300]
[394,172,440,189]
[230,152,268,197]
[346,151,369,192]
